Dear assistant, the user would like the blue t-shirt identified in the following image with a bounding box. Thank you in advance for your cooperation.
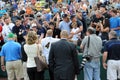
[0,40,21,62]
[0,9,6,17]
[52,8,59,14]
[59,21,71,34]
[44,13,51,22]
[110,17,120,36]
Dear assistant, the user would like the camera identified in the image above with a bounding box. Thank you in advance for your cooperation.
[79,55,92,70]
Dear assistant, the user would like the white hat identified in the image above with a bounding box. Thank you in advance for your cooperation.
[36,12,42,17]
[30,23,37,29]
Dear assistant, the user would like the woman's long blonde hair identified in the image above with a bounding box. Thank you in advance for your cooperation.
[26,31,38,45]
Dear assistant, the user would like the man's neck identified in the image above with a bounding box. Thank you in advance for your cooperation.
[61,37,67,40]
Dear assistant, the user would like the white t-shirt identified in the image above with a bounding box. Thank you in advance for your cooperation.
[41,37,60,64]
[2,23,15,42]
[71,27,81,41]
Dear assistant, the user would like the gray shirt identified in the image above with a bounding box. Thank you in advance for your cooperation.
[81,34,102,58]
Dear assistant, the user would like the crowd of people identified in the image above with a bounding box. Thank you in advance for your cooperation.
[0,0,120,80]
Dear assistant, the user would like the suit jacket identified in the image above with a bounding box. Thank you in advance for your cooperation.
[49,39,79,80]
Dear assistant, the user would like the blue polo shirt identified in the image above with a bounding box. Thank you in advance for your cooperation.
[0,40,21,62]
[109,17,120,36]
[44,13,51,22]
[104,38,120,60]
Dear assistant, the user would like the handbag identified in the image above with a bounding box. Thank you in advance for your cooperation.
[34,44,48,72]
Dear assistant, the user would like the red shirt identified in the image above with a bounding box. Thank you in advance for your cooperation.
[0,25,3,40]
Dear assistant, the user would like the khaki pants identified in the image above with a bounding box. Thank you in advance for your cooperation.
[107,60,120,80]
[23,62,29,80]
[6,60,23,80]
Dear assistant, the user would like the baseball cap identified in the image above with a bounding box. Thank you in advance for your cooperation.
[8,33,15,38]
[15,17,21,21]
[36,12,42,17]
[70,14,76,20]
[100,5,106,9]
[62,14,68,18]
[30,23,37,29]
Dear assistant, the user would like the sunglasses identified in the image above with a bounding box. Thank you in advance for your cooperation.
[37,16,41,17]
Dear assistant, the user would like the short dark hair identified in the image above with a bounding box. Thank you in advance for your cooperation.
[111,9,117,14]
[62,14,68,18]
[87,27,96,34]
[49,22,55,26]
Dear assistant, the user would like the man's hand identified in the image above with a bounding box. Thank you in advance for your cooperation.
[103,63,107,69]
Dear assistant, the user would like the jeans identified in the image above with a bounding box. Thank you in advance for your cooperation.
[84,60,101,80]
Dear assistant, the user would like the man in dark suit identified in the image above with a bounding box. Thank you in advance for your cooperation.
[49,30,80,80]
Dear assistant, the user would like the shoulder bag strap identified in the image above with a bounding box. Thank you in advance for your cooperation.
[87,36,90,55]
[37,44,42,56]
[87,36,90,48]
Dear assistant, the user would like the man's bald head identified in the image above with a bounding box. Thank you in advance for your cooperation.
[60,30,68,39]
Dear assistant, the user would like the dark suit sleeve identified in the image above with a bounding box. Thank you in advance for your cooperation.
[71,44,80,74]
[49,43,55,72]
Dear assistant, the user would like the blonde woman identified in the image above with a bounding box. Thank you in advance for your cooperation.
[24,31,44,80]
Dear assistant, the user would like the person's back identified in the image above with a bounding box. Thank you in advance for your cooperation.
[83,34,102,57]
[1,33,21,61]
[49,30,79,80]
[0,33,23,80]
[2,40,21,60]
[105,39,120,60]
[80,27,102,80]
[103,31,120,80]
[51,39,75,66]
[41,30,60,64]
[24,31,44,80]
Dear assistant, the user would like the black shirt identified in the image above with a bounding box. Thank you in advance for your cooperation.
[104,38,120,60]
[91,15,104,23]
[103,12,111,19]
[12,25,26,44]
[52,28,61,38]
[70,20,83,29]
